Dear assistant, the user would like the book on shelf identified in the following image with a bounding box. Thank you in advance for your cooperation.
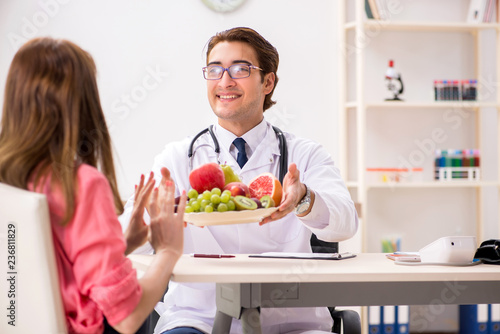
[483,0,495,22]
[367,0,380,20]
[498,0,500,23]
[375,0,388,20]
[467,0,491,23]
[365,0,374,19]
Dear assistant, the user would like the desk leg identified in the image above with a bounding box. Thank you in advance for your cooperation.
[212,310,233,334]
[214,283,263,334]
[240,308,262,334]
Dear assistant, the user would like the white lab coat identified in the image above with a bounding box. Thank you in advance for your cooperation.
[120,121,358,334]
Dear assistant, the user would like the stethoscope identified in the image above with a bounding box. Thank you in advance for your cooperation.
[188,125,288,183]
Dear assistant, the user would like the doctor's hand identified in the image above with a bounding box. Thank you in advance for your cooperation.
[125,172,156,255]
[259,163,308,225]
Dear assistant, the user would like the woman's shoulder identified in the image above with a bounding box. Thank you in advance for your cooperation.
[77,164,105,180]
[76,164,110,192]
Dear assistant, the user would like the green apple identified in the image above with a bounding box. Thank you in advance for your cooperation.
[220,164,241,185]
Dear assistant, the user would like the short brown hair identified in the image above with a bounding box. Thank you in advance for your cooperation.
[0,37,123,224]
[206,27,279,111]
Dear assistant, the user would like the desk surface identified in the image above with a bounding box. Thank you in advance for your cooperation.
[129,253,500,283]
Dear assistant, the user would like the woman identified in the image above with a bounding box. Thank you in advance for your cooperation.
[0,37,186,333]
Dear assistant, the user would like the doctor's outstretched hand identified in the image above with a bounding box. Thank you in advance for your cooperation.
[259,163,311,225]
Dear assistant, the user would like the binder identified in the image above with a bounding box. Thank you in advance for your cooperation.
[368,305,410,333]
[383,305,396,334]
[368,0,380,20]
[484,0,495,22]
[397,305,410,334]
[365,0,374,19]
[497,0,500,23]
[368,306,382,334]
[375,0,388,20]
[459,304,489,333]
[467,0,489,23]
[477,304,488,333]
[491,304,500,333]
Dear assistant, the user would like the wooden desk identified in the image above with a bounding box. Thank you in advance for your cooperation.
[129,253,500,334]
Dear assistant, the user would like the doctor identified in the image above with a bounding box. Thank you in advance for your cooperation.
[120,27,358,334]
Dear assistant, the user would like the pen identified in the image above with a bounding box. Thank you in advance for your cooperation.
[192,254,235,258]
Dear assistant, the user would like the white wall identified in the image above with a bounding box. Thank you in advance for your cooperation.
[0,0,339,200]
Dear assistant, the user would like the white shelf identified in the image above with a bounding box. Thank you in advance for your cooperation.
[345,20,500,32]
[368,101,500,109]
[366,181,499,189]
[346,101,358,109]
[346,181,358,188]
[346,101,500,109]
[347,181,498,189]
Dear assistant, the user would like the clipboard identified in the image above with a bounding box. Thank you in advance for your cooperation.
[249,252,356,260]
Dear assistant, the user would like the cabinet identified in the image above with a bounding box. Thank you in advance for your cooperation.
[338,0,500,253]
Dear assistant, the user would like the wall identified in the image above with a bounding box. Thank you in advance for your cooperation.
[0,0,338,200]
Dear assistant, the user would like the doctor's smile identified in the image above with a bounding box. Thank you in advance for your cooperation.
[218,94,240,100]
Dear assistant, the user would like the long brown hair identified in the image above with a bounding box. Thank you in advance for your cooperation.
[206,27,280,112]
[0,37,123,224]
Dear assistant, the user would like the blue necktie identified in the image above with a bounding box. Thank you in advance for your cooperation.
[233,138,248,168]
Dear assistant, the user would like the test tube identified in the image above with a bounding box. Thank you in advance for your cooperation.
[470,80,477,101]
[452,80,460,101]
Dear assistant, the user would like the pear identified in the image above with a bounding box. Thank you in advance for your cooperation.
[220,164,241,185]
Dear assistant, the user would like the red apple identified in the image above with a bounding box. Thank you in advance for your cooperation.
[189,162,225,193]
[223,182,250,197]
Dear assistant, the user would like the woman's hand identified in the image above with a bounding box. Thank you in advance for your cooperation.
[124,172,155,255]
[115,169,186,334]
[148,175,187,259]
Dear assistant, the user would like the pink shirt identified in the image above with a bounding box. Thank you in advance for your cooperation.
[32,164,142,333]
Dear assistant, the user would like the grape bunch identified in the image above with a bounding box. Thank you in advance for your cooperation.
[185,188,237,213]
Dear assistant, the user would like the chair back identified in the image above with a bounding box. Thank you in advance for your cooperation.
[0,182,67,333]
[310,233,339,254]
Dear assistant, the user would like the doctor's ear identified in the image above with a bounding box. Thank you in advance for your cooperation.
[263,73,275,94]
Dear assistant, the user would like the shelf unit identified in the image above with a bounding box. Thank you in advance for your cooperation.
[338,0,500,253]
[338,1,500,333]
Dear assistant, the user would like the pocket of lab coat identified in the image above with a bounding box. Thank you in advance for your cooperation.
[268,216,302,244]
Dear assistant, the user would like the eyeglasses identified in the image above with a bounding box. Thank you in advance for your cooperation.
[202,64,263,80]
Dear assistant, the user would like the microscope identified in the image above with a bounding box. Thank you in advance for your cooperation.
[385,59,404,101]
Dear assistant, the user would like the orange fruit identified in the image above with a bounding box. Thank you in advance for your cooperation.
[248,173,283,205]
